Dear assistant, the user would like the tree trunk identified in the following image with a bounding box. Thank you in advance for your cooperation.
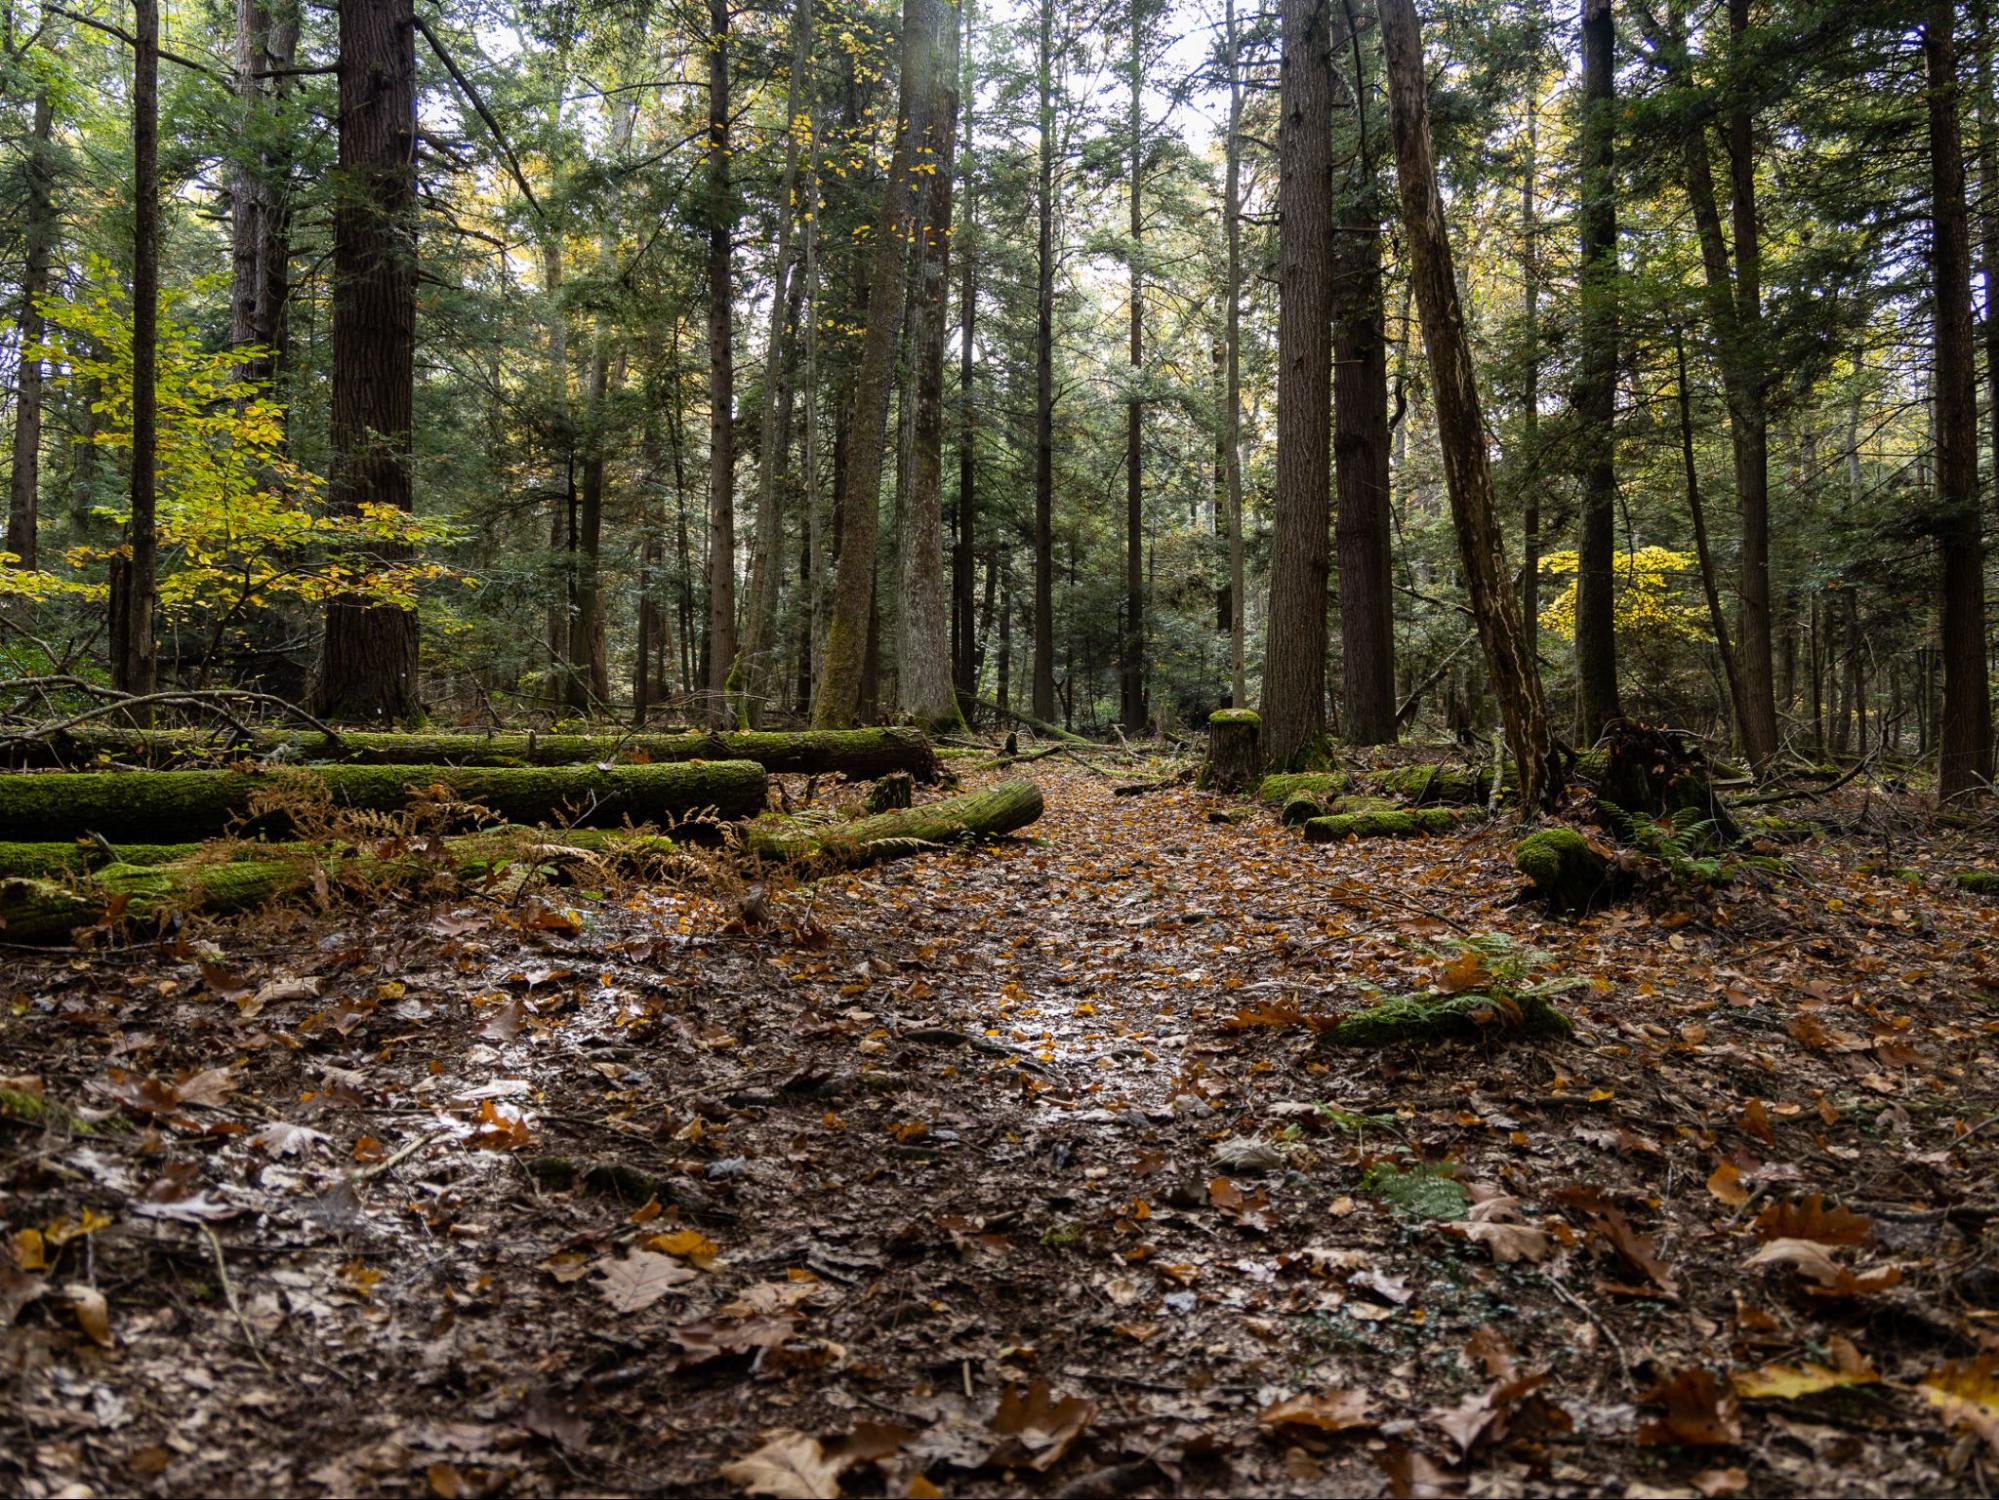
[1675,326,1747,737]
[1224,0,1248,708]
[704,0,740,727]
[1262,0,1335,768]
[898,0,965,734]
[542,236,571,675]
[1520,68,1541,664]
[740,0,814,725]
[1379,0,1556,809]
[1928,2,1994,798]
[953,0,979,705]
[5,89,53,571]
[315,0,419,722]
[812,0,935,727]
[1574,0,1621,742]
[229,0,298,388]
[1121,0,1147,733]
[1032,0,1058,722]
[117,0,162,708]
[1331,0,1395,746]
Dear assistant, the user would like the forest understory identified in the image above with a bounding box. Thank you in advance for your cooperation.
[6,757,1999,1499]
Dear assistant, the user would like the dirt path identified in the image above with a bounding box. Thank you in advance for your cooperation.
[4,763,1998,1496]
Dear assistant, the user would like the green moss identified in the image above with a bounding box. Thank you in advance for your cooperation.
[1258,771,1353,806]
[0,760,769,842]
[1956,871,1999,895]
[746,780,1043,865]
[1513,828,1609,913]
[1369,764,1496,804]
[1302,807,1468,842]
[1041,1221,1086,1250]
[1280,795,1323,826]
[1322,990,1574,1050]
[1359,1161,1471,1221]
[0,1084,94,1133]
[1209,708,1262,727]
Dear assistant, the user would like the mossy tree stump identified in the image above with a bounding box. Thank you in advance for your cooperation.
[865,771,914,813]
[1199,709,1261,793]
[1513,828,1610,913]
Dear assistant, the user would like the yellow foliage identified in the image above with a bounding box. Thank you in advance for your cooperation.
[0,262,463,623]
[1537,547,1706,644]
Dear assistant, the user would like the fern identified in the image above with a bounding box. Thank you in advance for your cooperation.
[1600,799,1728,885]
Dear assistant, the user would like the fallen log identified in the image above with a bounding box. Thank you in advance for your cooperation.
[0,829,687,946]
[9,726,938,781]
[0,761,769,843]
[746,779,1044,866]
[0,783,1045,944]
[973,698,1090,745]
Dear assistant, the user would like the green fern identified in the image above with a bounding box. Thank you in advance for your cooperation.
[1599,799,1728,884]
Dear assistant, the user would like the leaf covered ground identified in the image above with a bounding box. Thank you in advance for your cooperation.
[5,759,1999,1498]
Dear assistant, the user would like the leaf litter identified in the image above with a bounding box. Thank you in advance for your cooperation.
[0,760,1996,1494]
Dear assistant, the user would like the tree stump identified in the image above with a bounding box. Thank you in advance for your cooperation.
[1198,709,1261,792]
[866,771,914,813]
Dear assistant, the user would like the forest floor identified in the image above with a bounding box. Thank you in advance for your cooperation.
[5,757,1999,1498]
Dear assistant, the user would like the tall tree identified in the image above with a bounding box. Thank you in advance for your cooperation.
[1573,0,1621,741]
[952,0,979,702]
[1262,0,1335,768]
[229,0,300,387]
[1031,0,1058,720]
[1331,0,1396,745]
[705,0,739,726]
[5,87,53,570]
[1379,0,1556,807]
[114,0,162,703]
[898,0,964,732]
[1638,0,1780,765]
[812,0,935,727]
[1120,0,1147,732]
[1222,0,1247,707]
[740,0,814,723]
[1926,0,1993,798]
[314,0,419,720]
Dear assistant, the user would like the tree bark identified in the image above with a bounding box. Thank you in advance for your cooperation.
[1574,0,1622,742]
[117,0,162,708]
[1520,70,1541,663]
[952,0,979,704]
[1379,0,1556,809]
[1224,0,1248,708]
[898,0,965,733]
[1331,0,1395,745]
[1121,0,1147,732]
[315,0,419,722]
[1928,1,1994,798]
[1032,0,1058,721]
[1262,0,1335,769]
[5,89,53,570]
[229,0,299,388]
[812,0,935,727]
[704,0,740,726]
[740,0,814,724]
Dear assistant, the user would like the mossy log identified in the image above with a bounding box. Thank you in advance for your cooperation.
[1303,807,1470,841]
[1513,828,1611,913]
[746,779,1044,866]
[1198,709,1261,793]
[1280,795,1323,827]
[972,698,1090,745]
[1257,771,1353,806]
[0,829,688,945]
[0,761,769,843]
[865,771,914,812]
[1317,991,1574,1048]
[14,726,939,782]
[1957,871,1999,896]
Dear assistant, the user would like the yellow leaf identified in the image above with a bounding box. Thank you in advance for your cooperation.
[1733,1337,1878,1400]
[646,1228,720,1269]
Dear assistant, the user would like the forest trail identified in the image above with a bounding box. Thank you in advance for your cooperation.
[4,762,1999,1497]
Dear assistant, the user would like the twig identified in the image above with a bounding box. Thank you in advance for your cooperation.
[1544,1270,1632,1391]
[350,1127,448,1184]
[199,1222,273,1375]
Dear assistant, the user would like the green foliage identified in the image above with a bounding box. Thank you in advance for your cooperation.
[1598,800,1729,886]
[1359,1160,1470,1222]
[1513,827,1609,913]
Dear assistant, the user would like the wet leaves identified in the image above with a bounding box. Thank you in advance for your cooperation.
[595,1249,697,1313]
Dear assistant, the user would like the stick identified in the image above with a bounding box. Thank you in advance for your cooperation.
[200,1222,273,1374]
[350,1127,448,1185]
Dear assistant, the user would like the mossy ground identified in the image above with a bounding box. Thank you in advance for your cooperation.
[1514,827,1610,913]
[1303,807,1468,842]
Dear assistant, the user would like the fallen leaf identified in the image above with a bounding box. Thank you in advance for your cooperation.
[1258,1389,1376,1435]
[718,1429,843,1499]
[1638,1369,1741,1448]
[1706,1162,1749,1208]
[1732,1336,1879,1401]
[596,1249,697,1314]
[987,1379,1097,1471]
[1751,1195,1872,1246]
[248,1121,330,1158]
[62,1282,113,1347]
[647,1228,720,1269]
